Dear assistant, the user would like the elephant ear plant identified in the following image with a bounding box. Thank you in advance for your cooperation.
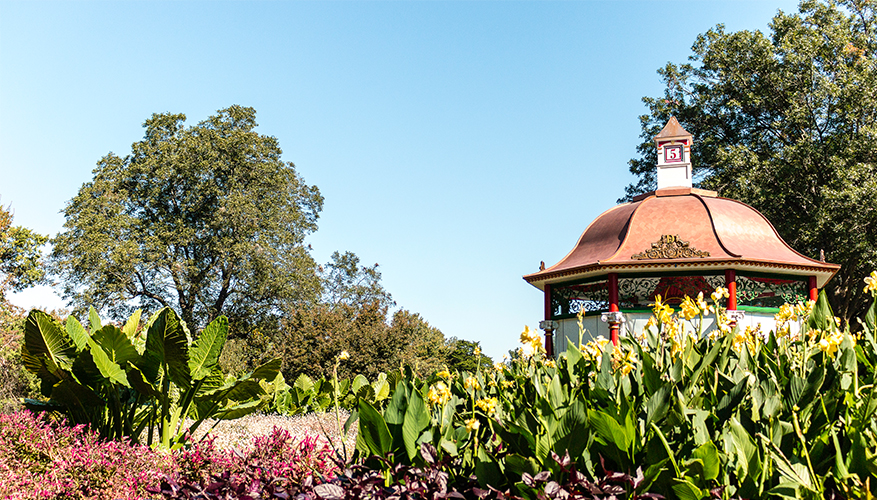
[20,306,281,449]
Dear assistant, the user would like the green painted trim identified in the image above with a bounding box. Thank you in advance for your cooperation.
[738,305,781,314]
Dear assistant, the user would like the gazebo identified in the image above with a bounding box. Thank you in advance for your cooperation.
[523,117,840,356]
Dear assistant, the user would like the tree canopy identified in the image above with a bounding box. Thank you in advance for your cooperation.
[626,0,877,324]
[51,106,324,329]
[0,204,47,299]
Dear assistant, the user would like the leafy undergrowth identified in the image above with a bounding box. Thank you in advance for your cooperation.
[149,443,661,500]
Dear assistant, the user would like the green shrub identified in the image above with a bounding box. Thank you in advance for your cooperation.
[0,302,37,412]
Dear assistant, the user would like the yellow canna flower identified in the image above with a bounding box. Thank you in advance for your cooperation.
[474,346,481,356]
[427,382,451,406]
[464,376,481,391]
[696,292,712,313]
[476,397,499,415]
[612,346,638,376]
[680,296,700,320]
[465,418,480,433]
[544,359,556,368]
[436,369,452,380]
[583,336,610,365]
[864,271,877,294]
[711,287,730,303]
[338,351,350,361]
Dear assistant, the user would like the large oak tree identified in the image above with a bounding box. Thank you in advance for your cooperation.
[626,0,877,325]
[52,106,324,330]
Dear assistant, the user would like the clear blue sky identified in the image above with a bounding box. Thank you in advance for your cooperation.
[1,0,799,361]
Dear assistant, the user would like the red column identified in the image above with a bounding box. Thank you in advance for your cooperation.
[608,273,619,345]
[725,270,737,310]
[543,284,554,357]
[809,276,818,302]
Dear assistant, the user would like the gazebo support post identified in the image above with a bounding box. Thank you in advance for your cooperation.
[543,284,555,357]
[809,276,818,302]
[608,273,620,345]
[725,270,737,310]
[724,269,746,327]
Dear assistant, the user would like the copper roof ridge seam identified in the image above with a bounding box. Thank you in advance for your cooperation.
[694,193,742,258]
[720,196,833,268]
[601,195,651,263]
[523,202,637,279]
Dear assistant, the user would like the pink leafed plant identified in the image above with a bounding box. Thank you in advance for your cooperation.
[168,427,340,492]
[0,410,341,499]
[0,411,174,500]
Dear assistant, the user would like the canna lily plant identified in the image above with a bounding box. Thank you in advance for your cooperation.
[354,278,877,499]
[21,306,281,449]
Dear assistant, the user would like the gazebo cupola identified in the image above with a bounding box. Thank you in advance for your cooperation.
[524,117,840,357]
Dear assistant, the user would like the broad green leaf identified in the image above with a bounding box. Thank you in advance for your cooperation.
[212,395,271,420]
[21,343,62,397]
[249,358,282,381]
[294,373,315,393]
[589,409,631,452]
[672,480,703,500]
[194,365,227,397]
[66,317,90,351]
[717,377,748,422]
[352,374,369,394]
[372,379,390,401]
[646,384,671,426]
[767,483,803,500]
[94,325,139,366]
[139,308,190,387]
[25,310,76,372]
[85,335,129,387]
[760,434,814,490]
[808,290,835,331]
[356,384,376,402]
[358,399,392,457]
[126,363,161,398]
[692,442,720,481]
[122,309,142,338]
[188,316,228,380]
[548,373,565,409]
[401,388,430,461]
[88,306,102,334]
[474,447,504,489]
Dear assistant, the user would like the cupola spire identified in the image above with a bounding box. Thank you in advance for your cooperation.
[654,117,693,189]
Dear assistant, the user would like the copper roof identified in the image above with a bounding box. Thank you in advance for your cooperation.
[654,116,691,140]
[523,188,839,289]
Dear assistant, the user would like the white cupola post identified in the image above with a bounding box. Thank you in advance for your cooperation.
[654,116,693,190]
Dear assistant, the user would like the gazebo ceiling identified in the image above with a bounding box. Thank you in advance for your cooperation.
[523,186,840,290]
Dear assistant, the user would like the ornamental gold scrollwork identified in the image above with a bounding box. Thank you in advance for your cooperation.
[630,234,710,260]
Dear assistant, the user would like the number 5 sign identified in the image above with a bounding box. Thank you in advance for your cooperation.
[664,144,683,163]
